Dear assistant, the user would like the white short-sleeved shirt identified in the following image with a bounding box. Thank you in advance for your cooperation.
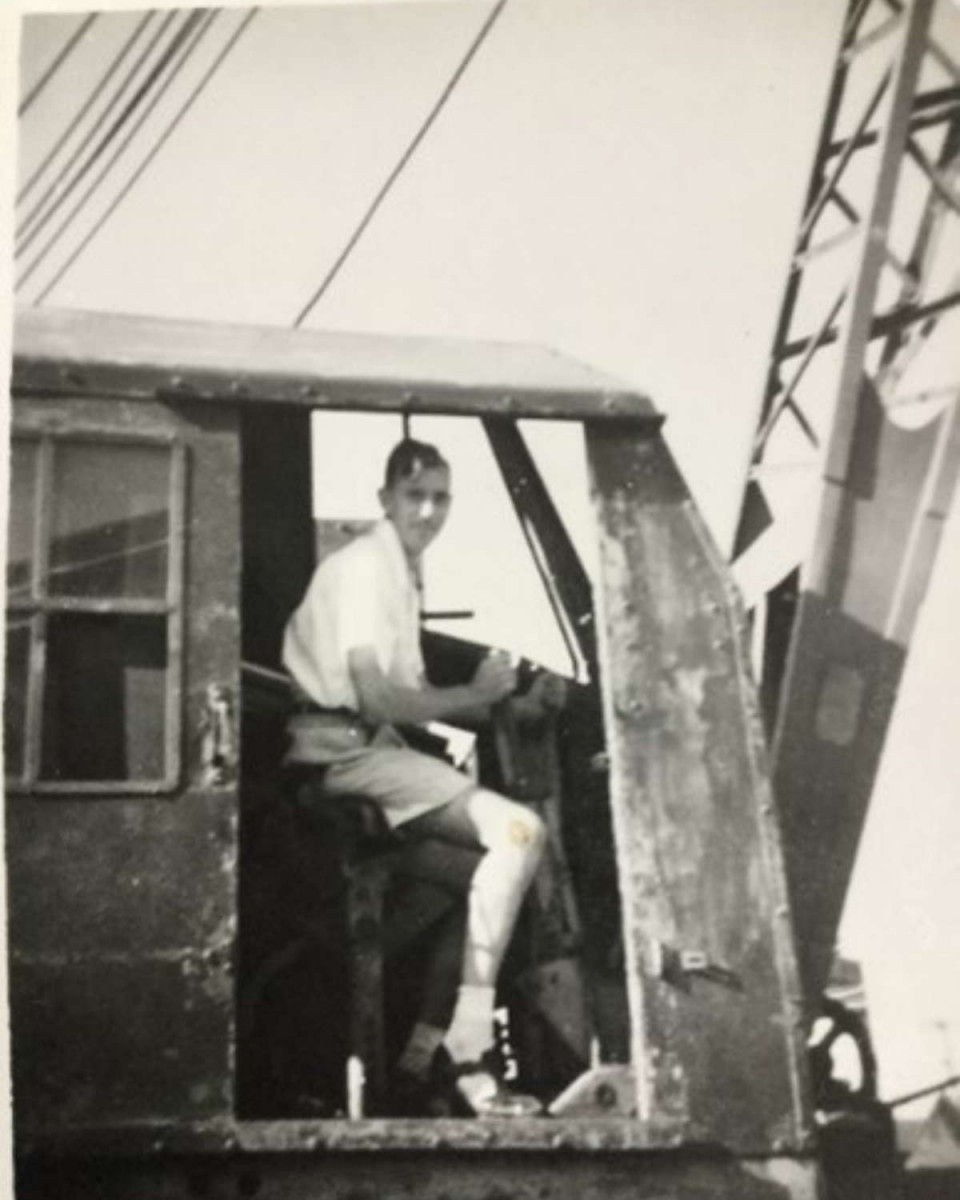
[282,518,424,711]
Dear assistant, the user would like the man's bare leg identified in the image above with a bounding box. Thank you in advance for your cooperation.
[443,789,545,1110]
[394,789,545,1110]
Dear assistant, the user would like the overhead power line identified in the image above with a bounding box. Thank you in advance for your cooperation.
[17,12,176,237]
[33,9,260,308]
[17,12,156,206]
[17,10,217,294]
[17,10,203,259]
[17,11,220,296]
[293,0,508,328]
[18,13,98,118]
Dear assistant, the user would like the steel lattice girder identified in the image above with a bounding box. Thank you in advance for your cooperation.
[732,0,960,1002]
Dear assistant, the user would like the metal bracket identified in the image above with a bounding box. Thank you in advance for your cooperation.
[651,940,744,993]
[547,1063,637,1117]
[200,683,237,786]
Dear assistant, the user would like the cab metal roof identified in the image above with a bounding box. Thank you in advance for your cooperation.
[11,307,660,426]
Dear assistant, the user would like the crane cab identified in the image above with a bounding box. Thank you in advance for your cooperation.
[5,308,815,1199]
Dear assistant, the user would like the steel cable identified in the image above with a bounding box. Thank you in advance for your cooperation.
[293,0,508,328]
[17,12,156,206]
[33,9,260,307]
[18,14,98,117]
[16,10,201,257]
[17,10,221,295]
[17,12,177,243]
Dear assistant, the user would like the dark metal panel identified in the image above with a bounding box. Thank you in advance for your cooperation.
[730,0,958,1002]
[773,382,960,996]
[9,956,233,1129]
[5,792,236,958]
[585,426,810,1154]
[14,1148,821,1200]
[6,393,242,1130]
[13,307,658,424]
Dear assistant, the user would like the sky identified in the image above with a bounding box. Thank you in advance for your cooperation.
[1,0,959,1141]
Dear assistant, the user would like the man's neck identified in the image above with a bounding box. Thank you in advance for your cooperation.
[406,550,424,591]
[384,518,423,583]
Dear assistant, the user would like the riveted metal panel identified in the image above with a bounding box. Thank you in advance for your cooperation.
[585,424,810,1153]
[5,393,241,1131]
[10,956,234,1128]
[15,1147,821,1200]
[5,791,236,958]
[774,381,960,997]
[13,307,657,425]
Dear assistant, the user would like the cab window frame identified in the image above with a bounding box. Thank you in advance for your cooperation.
[5,423,187,795]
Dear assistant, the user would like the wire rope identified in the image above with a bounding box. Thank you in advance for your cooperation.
[17,10,220,295]
[17,12,178,243]
[17,10,202,257]
[293,0,508,328]
[33,9,260,307]
[18,14,98,117]
[18,12,156,206]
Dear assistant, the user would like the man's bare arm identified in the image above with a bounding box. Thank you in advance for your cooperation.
[348,646,514,726]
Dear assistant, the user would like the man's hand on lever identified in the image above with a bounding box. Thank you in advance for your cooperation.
[512,670,568,725]
[473,652,569,726]
[470,650,517,706]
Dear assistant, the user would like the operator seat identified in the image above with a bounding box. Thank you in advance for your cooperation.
[241,755,481,1118]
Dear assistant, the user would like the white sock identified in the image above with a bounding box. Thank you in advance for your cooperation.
[444,984,496,1065]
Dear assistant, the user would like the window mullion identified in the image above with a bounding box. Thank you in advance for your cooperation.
[25,597,171,616]
[23,437,54,784]
[165,443,187,786]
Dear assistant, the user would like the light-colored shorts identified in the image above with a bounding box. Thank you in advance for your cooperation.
[320,732,475,828]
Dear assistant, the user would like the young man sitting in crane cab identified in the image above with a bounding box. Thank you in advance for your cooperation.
[282,437,564,1117]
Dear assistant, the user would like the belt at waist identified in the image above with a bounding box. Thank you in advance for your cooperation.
[292,700,363,720]
[285,705,379,763]
[291,702,374,734]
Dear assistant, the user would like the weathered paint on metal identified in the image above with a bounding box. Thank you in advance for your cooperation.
[5,791,236,959]
[12,308,659,425]
[731,0,957,1005]
[6,327,817,1195]
[9,955,235,1129]
[10,1110,810,1157]
[773,380,960,997]
[6,392,241,1129]
[585,425,810,1154]
[14,1144,821,1200]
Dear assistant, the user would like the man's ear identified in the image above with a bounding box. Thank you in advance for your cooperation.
[377,486,388,512]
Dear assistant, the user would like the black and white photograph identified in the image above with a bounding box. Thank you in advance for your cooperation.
[1,1,959,1197]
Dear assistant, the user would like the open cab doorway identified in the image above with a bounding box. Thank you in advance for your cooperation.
[237,406,631,1122]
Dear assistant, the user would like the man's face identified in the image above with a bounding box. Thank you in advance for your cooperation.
[379,464,452,558]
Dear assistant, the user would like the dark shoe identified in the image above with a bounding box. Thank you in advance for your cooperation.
[387,1066,458,1118]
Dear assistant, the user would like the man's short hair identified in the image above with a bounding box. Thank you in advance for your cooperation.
[383,438,449,489]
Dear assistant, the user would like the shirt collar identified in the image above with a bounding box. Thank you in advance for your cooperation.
[374,518,422,593]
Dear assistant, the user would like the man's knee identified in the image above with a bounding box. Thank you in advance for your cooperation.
[467,789,546,857]
[506,806,545,856]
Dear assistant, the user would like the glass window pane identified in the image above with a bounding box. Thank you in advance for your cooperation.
[7,440,38,598]
[48,442,171,599]
[4,620,31,779]
[40,614,168,782]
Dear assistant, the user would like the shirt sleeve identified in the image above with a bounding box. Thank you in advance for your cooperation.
[332,546,386,665]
